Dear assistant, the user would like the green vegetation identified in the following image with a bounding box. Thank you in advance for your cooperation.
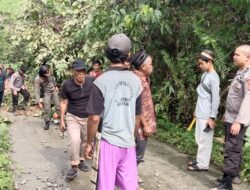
[0,0,23,66]
[242,145,250,181]
[0,0,250,183]
[0,0,22,14]
[156,115,224,166]
[0,118,13,190]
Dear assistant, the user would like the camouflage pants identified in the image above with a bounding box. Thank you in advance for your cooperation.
[43,91,60,122]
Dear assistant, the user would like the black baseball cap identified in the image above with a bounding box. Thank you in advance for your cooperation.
[72,60,87,71]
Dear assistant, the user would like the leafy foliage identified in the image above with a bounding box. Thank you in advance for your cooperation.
[1,0,250,181]
[0,119,13,190]
[156,115,224,164]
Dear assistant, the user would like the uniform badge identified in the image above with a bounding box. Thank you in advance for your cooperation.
[247,79,250,91]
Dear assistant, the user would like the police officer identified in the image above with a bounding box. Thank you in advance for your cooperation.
[212,44,250,190]
[34,64,60,130]
[10,65,30,113]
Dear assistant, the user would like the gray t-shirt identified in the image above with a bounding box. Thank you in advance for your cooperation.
[89,67,142,148]
[195,71,220,120]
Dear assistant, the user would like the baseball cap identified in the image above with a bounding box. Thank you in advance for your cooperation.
[108,33,131,54]
[72,60,87,70]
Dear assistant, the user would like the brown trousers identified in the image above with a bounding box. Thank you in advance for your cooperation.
[66,113,87,166]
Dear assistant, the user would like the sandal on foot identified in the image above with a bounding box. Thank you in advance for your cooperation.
[187,160,197,166]
[187,164,208,171]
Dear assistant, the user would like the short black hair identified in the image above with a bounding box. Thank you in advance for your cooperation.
[104,47,129,64]
[92,60,102,65]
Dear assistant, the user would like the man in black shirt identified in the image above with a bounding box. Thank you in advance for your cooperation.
[60,60,94,180]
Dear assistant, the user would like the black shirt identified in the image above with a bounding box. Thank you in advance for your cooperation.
[61,76,94,118]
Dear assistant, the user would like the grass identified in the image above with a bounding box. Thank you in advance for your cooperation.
[156,122,225,166]
[155,115,250,182]
[0,117,13,190]
[0,0,22,14]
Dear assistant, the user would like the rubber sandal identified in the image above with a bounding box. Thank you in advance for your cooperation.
[187,164,208,171]
[188,160,197,166]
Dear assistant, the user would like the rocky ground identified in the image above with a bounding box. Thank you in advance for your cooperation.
[0,109,249,190]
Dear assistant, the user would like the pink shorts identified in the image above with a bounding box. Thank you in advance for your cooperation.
[97,140,138,190]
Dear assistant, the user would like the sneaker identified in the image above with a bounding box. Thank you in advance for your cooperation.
[66,167,78,180]
[78,161,89,172]
[44,121,50,130]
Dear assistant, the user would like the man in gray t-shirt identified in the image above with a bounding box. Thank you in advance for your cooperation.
[188,50,220,171]
[85,34,142,190]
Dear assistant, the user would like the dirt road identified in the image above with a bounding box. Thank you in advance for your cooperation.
[1,110,249,190]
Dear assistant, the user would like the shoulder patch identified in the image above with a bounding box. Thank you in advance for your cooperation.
[247,79,250,91]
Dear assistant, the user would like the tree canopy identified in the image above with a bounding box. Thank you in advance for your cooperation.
[2,0,250,123]
[1,0,250,182]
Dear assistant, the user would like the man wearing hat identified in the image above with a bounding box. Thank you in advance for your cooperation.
[34,64,60,130]
[131,49,156,183]
[9,65,30,113]
[60,59,94,180]
[84,33,143,190]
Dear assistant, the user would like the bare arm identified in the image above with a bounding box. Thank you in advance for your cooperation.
[86,115,100,144]
[84,115,100,159]
[60,98,68,132]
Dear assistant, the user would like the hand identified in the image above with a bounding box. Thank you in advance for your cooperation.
[38,102,43,109]
[143,125,153,137]
[207,118,216,129]
[13,91,17,96]
[84,143,93,160]
[222,115,225,122]
[60,120,66,133]
[55,87,59,92]
[230,122,241,136]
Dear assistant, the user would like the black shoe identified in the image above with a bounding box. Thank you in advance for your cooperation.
[78,161,89,172]
[44,121,50,130]
[212,176,233,190]
[217,176,241,184]
[66,167,78,180]
[211,183,233,190]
